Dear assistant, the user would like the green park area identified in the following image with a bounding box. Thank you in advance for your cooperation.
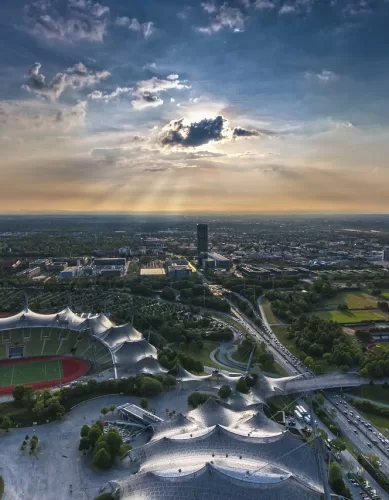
[315,309,386,324]
[0,359,63,387]
[347,384,389,406]
[272,325,304,358]
[379,290,389,300]
[171,342,220,369]
[261,299,277,324]
[322,292,379,310]
[356,411,389,438]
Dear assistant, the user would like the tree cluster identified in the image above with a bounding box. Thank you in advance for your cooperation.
[12,385,65,421]
[287,315,364,369]
[360,344,389,378]
[79,421,127,470]
[237,338,274,370]
[158,348,204,374]
[265,279,337,322]
[10,374,177,424]
[328,462,351,498]
[350,398,389,419]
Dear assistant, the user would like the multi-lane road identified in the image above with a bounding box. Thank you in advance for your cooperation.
[199,274,389,495]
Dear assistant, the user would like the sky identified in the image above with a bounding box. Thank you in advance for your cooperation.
[1,0,389,214]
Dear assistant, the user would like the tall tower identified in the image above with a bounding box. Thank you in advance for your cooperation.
[197,223,208,267]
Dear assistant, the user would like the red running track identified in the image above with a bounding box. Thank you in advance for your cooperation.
[0,355,90,395]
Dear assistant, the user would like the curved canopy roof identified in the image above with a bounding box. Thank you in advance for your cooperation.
[0,307,87,331]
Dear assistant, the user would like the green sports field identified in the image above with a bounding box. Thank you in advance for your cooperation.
[315,309,387,323]
[0,359,63,387]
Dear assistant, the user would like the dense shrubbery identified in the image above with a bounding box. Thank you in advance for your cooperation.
[287,315,364,368]
[350,398,389,418]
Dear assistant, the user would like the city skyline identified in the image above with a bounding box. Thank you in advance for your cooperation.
[1,0,389,214]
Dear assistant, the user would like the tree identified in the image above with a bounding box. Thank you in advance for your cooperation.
[328,462,350,497]
[104,429,123,455]
[88,424,103,446]
[317,428,328,441]
[101,407,109,418]
[140,377,163,397]
[0,416,13,432]
[109,405,116,414]
[378,301,389,312]
[92,447,112,469]
[235,377,249,394]
[187,392,214,409]
[140,397,149,410]
[80,424,90,438]
[337,303,348,312]
[331,438,346,451]
[315,393,324,405]
[163,374,176,387]
[12,385,25,403]
[304,356,314,369]
[79,437,91,451]
[218,385,232,399]
[30,435,39,453]
[160,286,176,301]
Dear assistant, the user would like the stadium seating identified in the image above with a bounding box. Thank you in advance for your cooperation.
[0,327,112,368]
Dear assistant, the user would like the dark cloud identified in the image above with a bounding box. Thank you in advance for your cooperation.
[143,167,170,172]
[233,127,262,137]
[233,126,278,137]
[160,115,227,147]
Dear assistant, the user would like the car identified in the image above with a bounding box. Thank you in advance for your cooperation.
[367,443,372,448]
[354,429,358,434]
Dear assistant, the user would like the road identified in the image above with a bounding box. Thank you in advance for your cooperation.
[199,272,389,496]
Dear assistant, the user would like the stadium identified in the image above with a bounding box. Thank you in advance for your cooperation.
[106,398,324,500]
[0,307,163,394]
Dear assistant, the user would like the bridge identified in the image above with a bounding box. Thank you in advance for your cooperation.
[273,372,366,395]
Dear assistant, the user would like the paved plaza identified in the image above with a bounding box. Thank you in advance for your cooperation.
[0,391,192,500]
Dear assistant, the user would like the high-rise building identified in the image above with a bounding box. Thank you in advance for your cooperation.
[197,223,208,266]
[383,248,389,261]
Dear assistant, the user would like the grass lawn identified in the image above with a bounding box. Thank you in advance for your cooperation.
[355,410,389,438]
[314,309,387,323]
[229,344,288,377]
[322,292,378,310]
[379,290,389,300]
[262,299,277,324]
[0,359,63,387]
[347,384,389,405]
[172,342,221,369]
